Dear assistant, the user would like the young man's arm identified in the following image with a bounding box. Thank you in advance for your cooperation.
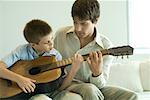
[59,54,83,90]
[88,35,114,89]
[0,60,36,93]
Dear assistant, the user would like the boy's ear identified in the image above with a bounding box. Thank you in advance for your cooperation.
[30,43,36,47]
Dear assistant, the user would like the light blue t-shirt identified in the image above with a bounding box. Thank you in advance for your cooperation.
[1,44,62,68]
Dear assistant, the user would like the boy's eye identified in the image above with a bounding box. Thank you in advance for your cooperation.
[44,40,53,44]
[43,41,49,44]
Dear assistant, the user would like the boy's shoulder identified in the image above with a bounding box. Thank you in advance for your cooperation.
[14,44,31,52]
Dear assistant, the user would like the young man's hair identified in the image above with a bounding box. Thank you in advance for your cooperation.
[23,19,52,44]
[71,0,100,23]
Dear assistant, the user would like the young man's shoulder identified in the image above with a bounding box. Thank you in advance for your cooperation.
[99,34,113,48]
[55,26,73,36]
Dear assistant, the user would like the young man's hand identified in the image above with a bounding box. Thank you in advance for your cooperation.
[72,53,84,73]
[87,51,103,77]
[16,76,36,93]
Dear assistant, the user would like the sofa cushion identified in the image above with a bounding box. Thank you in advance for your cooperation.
[107,61,143,92]
[139,60,150,91]
[136,91,150,100]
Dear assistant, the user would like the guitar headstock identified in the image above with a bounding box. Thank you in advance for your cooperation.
[108,45,134,56]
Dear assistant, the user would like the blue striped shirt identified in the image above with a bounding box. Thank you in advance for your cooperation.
[1,44,62,68]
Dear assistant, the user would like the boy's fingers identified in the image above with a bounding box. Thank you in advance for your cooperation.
[22,87,27,93]
[28,84,35,92]
[30,81,36,89]
[31,79,36,83]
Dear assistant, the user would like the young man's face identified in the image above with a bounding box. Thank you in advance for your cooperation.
[73,16,97,39]
[32,33,54,53]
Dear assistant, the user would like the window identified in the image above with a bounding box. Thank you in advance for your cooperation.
[128,0,150,53]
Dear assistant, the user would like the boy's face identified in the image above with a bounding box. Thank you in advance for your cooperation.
[32,33,54,53]
[73,16,97,39]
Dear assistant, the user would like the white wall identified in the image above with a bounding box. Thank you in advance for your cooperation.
[1,0,149,61]
[0,0,73,57]
[0,2,2,54]
[99,1,128,46]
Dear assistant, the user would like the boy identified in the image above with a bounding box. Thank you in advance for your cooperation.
[0,19,84,100]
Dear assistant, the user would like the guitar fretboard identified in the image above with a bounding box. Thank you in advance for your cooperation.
[52,49,110,69]
[38,45,133,72]
[56,57,73,68]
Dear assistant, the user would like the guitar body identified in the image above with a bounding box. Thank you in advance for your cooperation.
[0,56,63,99]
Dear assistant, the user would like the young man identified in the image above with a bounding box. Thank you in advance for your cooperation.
[54,0,138,100]
[0,19,84,100]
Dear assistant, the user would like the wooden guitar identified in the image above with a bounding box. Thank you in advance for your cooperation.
[0,45,134,99]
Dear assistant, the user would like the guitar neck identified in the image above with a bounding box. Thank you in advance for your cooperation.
[37,45,133,72]
[82,49,110,59]
[46,49,109,70]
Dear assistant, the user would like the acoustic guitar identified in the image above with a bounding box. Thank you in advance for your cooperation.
[0,45,133,99]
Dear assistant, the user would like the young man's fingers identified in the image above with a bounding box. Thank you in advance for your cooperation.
[91,51,98,61]
[97,50,102,58]
[87,57,91,64]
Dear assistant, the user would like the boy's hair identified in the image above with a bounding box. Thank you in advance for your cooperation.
[71,0,100,23]
[23,19,52,44]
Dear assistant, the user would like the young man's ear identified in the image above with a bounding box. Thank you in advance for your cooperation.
[94,17,99,24]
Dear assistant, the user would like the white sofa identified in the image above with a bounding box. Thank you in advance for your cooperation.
[107,60,150,100]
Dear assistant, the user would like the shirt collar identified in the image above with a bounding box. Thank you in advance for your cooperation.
[95,27,104,48]
[66,26,104,48]
[27,44,39,58]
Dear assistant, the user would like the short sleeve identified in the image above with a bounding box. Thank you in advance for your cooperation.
[1,46,22,68]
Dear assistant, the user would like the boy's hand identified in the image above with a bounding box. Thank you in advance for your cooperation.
[87,51,103,77]
[59,54,84,90]
[16,76,36,93]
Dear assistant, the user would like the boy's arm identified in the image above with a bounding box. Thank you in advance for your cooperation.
[59,54,83,90]
[0,60,36,93]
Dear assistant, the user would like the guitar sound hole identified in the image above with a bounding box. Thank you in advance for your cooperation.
[29,67,41,75]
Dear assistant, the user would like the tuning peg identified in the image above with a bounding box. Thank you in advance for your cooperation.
[116,56,118,59]
[127,55,129,59]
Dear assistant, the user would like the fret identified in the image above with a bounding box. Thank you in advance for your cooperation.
[56,61,60,68]
[64,59,67,65]
[101,49,109,55]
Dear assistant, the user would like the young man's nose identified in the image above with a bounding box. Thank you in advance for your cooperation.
[49,41,53,46]
[75,24,82,32]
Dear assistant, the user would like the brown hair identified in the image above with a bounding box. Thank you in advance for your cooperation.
[71,0,100,23]
[23,19,52,43]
